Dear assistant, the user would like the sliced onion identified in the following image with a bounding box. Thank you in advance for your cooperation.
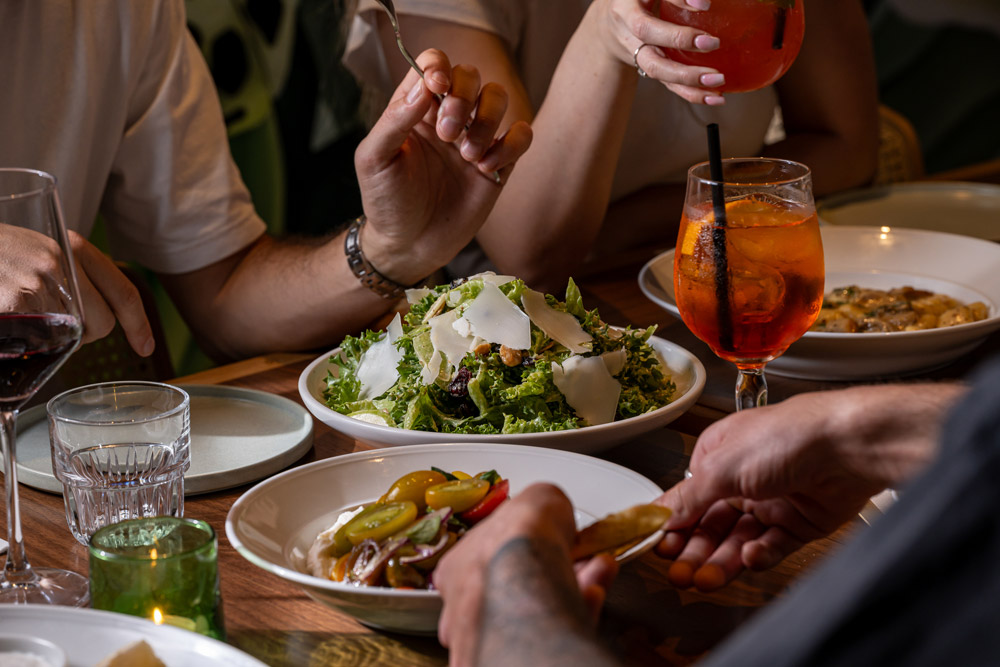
[348,536,409,586]
[399,531,451,566]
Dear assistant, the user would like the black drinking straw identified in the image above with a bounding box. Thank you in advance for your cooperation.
[706,123,733,351]
[772,5,788,50]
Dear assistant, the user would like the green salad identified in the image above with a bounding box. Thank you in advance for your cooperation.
[323,274,676,434]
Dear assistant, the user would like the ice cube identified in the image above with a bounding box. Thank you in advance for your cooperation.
[729,262,786,322]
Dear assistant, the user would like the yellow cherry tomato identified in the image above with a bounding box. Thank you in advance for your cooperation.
[380,470,448,512]
[332,504,382,556]
[450,471,472,480]
[344,501,418,546]
[425,478,490,513]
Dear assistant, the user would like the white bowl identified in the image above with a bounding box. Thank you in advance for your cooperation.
[639,225,1000,380]
[0,634,67,667]
[298,335,705,453]
[226,443,666,634]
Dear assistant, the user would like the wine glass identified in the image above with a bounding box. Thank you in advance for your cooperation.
[0,168,88,605]
[673,158,823,410]
[660,0,805,93]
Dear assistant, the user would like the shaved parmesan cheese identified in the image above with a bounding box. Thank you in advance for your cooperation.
[420,349,443,385]
[467,271,517,287]
[356,313,404,399]
[405,287,433,305]
[463,282,531,350]
[521,289,592,353]
[551,356,621,426]
[452,315,473,338]
[602,349,627,376]
[430,309,476,373]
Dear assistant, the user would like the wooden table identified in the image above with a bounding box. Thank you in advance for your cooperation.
[6,254,997,666]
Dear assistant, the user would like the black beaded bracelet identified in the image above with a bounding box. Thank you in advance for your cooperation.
[344,216,408,300]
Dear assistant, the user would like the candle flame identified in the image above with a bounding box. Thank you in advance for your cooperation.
[153,608,164,625]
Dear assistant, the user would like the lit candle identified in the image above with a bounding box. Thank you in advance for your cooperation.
[151,607,198,632]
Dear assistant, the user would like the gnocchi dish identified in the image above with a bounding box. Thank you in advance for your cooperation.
[810,285,989,333]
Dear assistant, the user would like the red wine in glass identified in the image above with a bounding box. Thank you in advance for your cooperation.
[1,168,88,606]
[0,313,82,409]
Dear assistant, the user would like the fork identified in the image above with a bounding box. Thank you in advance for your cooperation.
[372,0,502,184]
[373,0,443,102]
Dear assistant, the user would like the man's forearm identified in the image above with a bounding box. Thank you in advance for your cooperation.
[163,231,403,361]
[478,537,620,667]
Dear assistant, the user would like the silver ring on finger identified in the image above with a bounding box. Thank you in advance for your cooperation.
[633,43,657,78]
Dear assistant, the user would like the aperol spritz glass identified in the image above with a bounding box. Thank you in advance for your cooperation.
[660,0,805,93]
[673,158,823,410]
[0,168,88,605]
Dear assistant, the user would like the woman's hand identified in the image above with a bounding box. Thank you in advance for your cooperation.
[355,49,532,286]
[589,0,726,104]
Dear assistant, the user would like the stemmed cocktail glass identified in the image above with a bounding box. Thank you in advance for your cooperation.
[673,157,823,410]
[0,168,88,605]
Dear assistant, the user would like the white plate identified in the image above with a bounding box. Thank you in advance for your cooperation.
[0,605,265,667]
[15,384,313,495]
[817,181,1000,241]
[226,442,666,635]
[639,225,1000,380]
[297,336,705,454]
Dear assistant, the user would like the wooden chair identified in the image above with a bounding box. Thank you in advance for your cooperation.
[873,104,925,185]
[30,264,175,407]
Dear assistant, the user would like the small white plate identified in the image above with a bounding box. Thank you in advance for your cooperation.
[297,336,705,454]
[0,605,265,667]
[227,442,666,635]
[639,225,1000,380]
[817,181,1000,241]
[15,384,313,495]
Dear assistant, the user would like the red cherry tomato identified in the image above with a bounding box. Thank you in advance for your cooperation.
[458,479,509,525]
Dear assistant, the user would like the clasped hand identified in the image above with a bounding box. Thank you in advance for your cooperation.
[0,224,154,356]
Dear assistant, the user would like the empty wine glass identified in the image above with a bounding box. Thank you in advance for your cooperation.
[0,168,88,605]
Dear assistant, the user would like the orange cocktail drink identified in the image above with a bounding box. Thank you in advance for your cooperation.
[660,0,805,93]
[675,198,823,364]
[673,157,822,410]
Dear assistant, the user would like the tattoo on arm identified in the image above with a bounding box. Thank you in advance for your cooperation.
[476,536,620,667]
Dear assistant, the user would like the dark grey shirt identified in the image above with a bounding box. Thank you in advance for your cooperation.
[703,356,1000,666]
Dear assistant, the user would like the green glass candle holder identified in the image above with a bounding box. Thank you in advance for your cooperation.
[88,516,225,640]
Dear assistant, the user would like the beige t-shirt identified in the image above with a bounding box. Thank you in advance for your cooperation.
[0,0,266,274]
[344,0,779,199]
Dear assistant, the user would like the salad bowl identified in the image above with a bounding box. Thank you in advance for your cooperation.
[226,443,667,634]
[298,335,705,454]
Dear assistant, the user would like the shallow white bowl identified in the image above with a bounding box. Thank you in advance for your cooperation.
[226,443,665,634]
[639,225,1000,380]
[298,335,705,453]
[0,633,66,667]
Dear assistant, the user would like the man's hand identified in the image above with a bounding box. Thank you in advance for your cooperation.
[435,483,618,667]
[0,225,154,356]
[354,49,532,286]
[655,383,964,591]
